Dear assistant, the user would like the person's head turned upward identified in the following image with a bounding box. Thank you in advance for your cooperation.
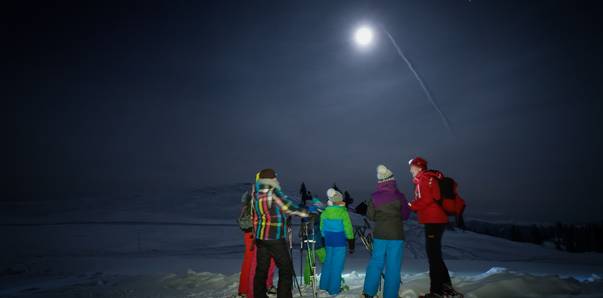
[256,168,280,190]
[376,164,395,183]
[408,157,428,178]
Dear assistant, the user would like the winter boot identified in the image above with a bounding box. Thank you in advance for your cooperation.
[340,278,350,292]
[442,284,463,298]
[419,293,443,298]
[266,286,277,295]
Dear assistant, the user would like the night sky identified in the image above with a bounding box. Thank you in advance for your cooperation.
[9,1,603,222]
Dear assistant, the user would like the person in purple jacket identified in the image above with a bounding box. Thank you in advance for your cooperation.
[362,165,410,298]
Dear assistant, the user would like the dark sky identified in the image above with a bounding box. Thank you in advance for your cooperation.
[8,1,603,222]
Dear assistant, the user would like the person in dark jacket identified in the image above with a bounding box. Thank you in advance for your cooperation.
[252,168,308,298]
[408,157,457,297]
[362,165,409,298]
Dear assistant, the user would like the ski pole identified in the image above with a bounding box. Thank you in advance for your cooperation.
[288,223,303,297]
[300,219,304,286]
[305,218,318,298]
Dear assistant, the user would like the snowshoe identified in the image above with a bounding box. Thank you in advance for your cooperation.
[340,283,350,292]
[266,286,277,295]
[340,278,350,292]
[418,293,443,298]
[442,284,464,298]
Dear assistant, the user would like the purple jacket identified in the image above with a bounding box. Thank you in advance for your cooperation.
[372,180,410,220]
[367,180,409,240]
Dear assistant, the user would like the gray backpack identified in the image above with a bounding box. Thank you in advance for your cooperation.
[237,190,254,231]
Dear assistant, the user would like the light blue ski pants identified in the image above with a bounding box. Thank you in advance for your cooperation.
[363,239,404,298]
[319,246,347,295]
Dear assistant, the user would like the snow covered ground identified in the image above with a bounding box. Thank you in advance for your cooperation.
[2,184,603,297]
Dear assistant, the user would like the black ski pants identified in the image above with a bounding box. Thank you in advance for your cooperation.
[254,239,294,298]
[425,223,452,294]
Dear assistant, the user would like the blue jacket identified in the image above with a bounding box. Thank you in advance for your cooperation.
[320,205,354,247]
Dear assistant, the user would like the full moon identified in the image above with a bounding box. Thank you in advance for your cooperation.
[354,26,374,46]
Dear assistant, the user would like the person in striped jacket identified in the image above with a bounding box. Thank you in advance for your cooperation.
[252,168,308,298]
[238,185,277,298]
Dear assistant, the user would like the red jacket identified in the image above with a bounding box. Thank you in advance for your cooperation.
[409,170,449,224]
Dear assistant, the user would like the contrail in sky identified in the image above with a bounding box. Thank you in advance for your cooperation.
[384,29,454,135]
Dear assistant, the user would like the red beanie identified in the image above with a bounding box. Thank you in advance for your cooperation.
[409,157,428,169]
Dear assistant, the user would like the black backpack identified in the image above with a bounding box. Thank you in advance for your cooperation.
[433,174,466,228]
[438,176,456,200]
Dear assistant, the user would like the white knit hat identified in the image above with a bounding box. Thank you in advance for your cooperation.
[377,164,394,182]
[326,188,343,202]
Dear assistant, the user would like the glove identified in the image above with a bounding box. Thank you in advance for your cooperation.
[348,239,355,254]
[292,209,309,218]
[300,208,310,218]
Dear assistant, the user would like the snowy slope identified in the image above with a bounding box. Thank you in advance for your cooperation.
[2,268,602,298]
[1,183,254,224]
[2,184,603,297]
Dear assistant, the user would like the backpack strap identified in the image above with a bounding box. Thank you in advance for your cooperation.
[250,184,257,247]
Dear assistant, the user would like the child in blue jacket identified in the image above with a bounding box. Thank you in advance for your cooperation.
[319,188,355,295]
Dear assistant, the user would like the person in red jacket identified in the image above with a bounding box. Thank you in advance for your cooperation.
[407,157,455,298]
